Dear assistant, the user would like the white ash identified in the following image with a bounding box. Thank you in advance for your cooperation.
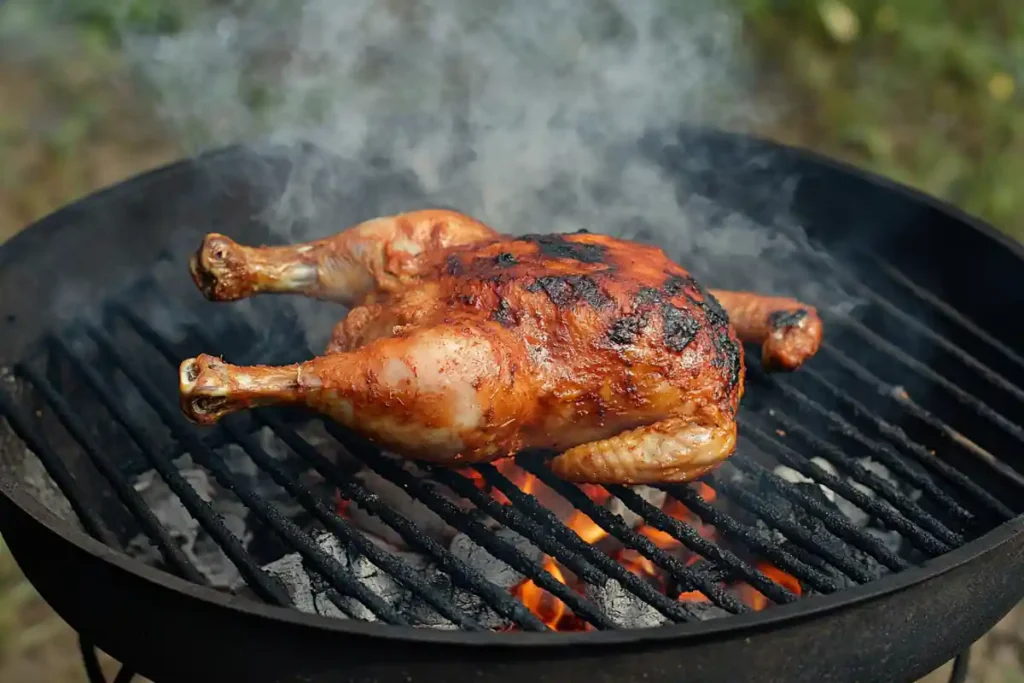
[773,465,836,504]
[347,468,464,549]
[857,457,923,502]
[449,528,544,590]
[244,529,546,629]
[584,579,667,629]
[605,486,667,529]
[866,527,903,554]
[128,454,251,588]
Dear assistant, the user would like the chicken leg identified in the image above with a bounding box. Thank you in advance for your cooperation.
[190,209,497,306]
[707,290,822,371]
[180,318,537,464]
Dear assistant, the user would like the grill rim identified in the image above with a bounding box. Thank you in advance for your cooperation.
[0,131,1022,650]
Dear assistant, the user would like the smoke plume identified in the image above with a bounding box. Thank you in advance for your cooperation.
[116,0,833,291]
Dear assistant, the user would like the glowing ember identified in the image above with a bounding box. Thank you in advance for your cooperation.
[565,510,609,544]
[512,556,569,629]
[677,590,710,603]
[744,562,803,611]
[334,490,350,518]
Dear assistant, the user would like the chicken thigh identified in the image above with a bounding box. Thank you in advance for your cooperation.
[179,209,822,484]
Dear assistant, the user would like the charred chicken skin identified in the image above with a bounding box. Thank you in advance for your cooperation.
[179,209,822,484]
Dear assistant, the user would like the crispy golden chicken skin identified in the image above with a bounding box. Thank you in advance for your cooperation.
[179,210,821,484]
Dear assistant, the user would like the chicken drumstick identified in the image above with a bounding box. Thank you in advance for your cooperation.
[179,210,822,484]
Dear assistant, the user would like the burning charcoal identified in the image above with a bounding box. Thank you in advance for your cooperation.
[809,457,837,477]
[584,579,668,628]
[606,486,667,528]
[772,465,836,503]
[310,533,411,621]
[347,469,458,547]
[129,456,251,588]
[312,532,512,629]
[255,426,291,461]
[262,552,321,615]
[449,529,544,589]
[832,481,873,528]
[687,601,730,621]
[293,420,361,469]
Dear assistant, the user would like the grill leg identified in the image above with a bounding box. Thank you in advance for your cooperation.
[79,635,136,683]
[947,648,971,683]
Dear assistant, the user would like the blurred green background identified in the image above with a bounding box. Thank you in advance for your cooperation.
[0,0,1021,681]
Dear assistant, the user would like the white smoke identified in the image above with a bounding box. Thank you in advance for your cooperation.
[113,0,816,286]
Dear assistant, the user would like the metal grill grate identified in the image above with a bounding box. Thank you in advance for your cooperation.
[1,245,1021,633]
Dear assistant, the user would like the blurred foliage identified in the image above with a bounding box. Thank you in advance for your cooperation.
[738,0,1023,232]
[0,0,1021,234]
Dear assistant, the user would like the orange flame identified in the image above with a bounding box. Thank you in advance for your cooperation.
[677,590,710,603]
[745,562,803,611]
[565,510,609,545]
[513,556,568,629]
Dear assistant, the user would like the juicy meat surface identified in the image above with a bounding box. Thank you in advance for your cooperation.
[179,209,822,484]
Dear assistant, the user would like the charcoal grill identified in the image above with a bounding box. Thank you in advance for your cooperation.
[0,129,1022,683]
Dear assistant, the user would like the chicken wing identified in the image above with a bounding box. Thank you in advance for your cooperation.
[181,211,823,484]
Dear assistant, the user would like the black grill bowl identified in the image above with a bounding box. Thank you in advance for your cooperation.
[1,129,1023,683]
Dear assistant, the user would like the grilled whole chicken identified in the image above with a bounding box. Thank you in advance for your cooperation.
[179,209,822,484]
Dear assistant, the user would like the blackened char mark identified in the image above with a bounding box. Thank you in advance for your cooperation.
[516,233,607,264]
[665,273,741,388]
[660,303,701,352]
[769,308,808,331]
[446,254,464,276]
[634,286,663,307]
[717,331,743,389]
[527,275,611,309]
[491,298,518,327]
[608,312,650,345]
[495,252,518,267]
[663,275,687,296]
[607,286,662,346]
[664,273,729,328]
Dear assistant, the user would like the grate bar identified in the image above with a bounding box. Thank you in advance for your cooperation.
[743,421,952,555]
[662,484,839,594]
[606,483,799,606]
[708,474,878,584]
[0,384,118,546]
[318,423,621,630]
[80,326,409,625]
[761,409,963,547]
[16,363,207,584]
[788,245,1024,405]
[426,466,606,586]
[765,367,984,524]
[468,461,734,619]
[731,453,908,572]
[829,316,1024,446]
[821,343,1024,493]
[870,256,1024,374]
[114,304,549,631]
[520,462,757,611]
[436,464,703,623]
[259,413,548,630]
[223,414,487,630]
[52,337,293,607]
